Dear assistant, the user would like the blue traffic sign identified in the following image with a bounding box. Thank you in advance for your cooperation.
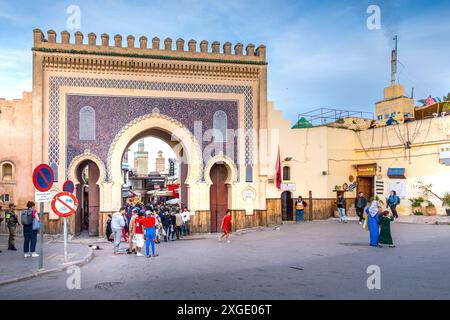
[63,180,75,193]
[33,164,54,192]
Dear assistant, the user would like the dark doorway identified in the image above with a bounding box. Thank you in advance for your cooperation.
[357,177,374,201]
[281,191,293,221]
[210,163,229,233]
[75,160,100,236]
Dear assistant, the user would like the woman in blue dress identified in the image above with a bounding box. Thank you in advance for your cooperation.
[366,200,380,247]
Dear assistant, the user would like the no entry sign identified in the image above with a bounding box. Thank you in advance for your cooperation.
[63,180,75,193]
[51,192,78,218]
[33,164,54,192]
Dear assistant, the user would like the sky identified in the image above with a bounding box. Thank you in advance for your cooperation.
[127,138,176,172]
[0,0,449,124]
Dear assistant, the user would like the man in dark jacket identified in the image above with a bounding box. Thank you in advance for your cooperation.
[354,192,367,224]
[161,211,171,242]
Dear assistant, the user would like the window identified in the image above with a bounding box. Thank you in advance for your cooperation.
[213,110,227,142]
[377,115,382,120]
[1,162,14,182]
[79,106,96,140]
[283,166,290,181]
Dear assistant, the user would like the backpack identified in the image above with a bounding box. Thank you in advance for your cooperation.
[396,196,400,205]
[21,210,33,226]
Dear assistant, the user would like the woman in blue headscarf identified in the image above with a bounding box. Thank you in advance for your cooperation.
[366,200,380,247]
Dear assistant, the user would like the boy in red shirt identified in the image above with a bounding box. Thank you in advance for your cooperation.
[137,212,159,258]
[218,210,232,243]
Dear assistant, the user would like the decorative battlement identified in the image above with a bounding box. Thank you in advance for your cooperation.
[33,29,267,65]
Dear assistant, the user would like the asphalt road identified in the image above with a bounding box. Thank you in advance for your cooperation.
[0,221,449,299]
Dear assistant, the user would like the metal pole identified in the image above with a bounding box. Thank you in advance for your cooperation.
[64,217,68,263]
[38,202,44,270]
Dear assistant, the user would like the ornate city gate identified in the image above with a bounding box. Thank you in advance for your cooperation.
[31,29,271,235]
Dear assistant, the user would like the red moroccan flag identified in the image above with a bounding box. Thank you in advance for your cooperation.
[276,146,282,189]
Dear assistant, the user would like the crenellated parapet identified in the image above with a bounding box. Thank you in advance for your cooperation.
[32,29,267,65]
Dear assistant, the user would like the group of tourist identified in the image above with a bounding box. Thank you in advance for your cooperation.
[0,201,41,257]
[106,202,194,258]
[338,190,400,223]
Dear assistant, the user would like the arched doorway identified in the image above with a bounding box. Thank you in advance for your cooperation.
[75,160,100,236]
[120,129,188,208]
[210,163,229,233]
[281,191,293,221]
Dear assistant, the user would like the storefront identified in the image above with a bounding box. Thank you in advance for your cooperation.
[355,163,377,200]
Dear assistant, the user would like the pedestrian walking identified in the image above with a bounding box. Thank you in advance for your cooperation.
[294,196,307,222]
[337,194,347,223]
[5,203,20,251]
[354,192,367,224]
[111,207,126,254]
[218,210,232,243]
[154,210,162,243]
[134,212,145,257]
[127,209,138,254]
[22,201,39,258]
[140,212,158,258]
[0,205,3,253]
[105,214,113,242]
[161,210,171,242]
[175,210,183,240]
[387,191,399,218]
[378,211,395,248]
[365,201,380,247]
[181,207,190,236]
[169,211,176,241]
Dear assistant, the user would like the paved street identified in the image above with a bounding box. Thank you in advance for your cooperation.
[0,221,449,299]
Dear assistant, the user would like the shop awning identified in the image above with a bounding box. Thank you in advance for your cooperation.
[387,168,406,179]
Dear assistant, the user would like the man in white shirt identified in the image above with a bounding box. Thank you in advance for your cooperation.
[181,207,191,236]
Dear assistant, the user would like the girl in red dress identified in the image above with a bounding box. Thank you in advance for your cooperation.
[218,210,232,243]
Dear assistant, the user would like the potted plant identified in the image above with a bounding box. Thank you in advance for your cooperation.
[409,197,425,214]
[442,192,450,216]
[425,201,437,216]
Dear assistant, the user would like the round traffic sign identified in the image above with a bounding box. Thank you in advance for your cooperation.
[63,180,75,193]
[51,192,78,218]
[32,164,54,192]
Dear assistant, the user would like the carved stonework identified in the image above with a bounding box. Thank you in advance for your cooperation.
[67,149,107,184]
[106,113,203,182]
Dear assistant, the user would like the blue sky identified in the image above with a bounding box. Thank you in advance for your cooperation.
[0,0,449,123]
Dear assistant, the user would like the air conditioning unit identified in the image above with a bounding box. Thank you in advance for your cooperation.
[439,144,450,165]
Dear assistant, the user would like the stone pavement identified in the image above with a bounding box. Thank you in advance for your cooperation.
[1,220,449,299]
[329,214,450,225]
[0,234,94,285]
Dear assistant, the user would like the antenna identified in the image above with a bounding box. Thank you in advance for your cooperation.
[391,35,398,85]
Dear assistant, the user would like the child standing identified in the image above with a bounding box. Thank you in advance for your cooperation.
[378,211,395,248]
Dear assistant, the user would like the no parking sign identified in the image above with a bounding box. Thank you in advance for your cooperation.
[51,192,78,218]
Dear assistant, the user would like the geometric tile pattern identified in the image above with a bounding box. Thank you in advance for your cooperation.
[48,76,254,181]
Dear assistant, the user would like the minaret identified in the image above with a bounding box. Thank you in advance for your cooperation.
[155,150,166,174]
[134,139,149,175]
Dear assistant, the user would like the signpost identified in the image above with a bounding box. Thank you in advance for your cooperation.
[51,192,78,262]
[32,164,54,270]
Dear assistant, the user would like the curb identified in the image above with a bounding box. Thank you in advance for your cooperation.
[0,249,95,287]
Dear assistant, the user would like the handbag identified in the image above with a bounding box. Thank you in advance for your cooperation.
[32,217,41,231]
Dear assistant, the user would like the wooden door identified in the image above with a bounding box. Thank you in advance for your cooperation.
[210,164,228,233]
[357,177,374,201]
[281,191,293,221]
[88,163,100,237]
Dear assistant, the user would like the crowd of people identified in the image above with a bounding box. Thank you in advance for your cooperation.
[346,191,397,247]
[105,202,233,257]
[106,202,193,258]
